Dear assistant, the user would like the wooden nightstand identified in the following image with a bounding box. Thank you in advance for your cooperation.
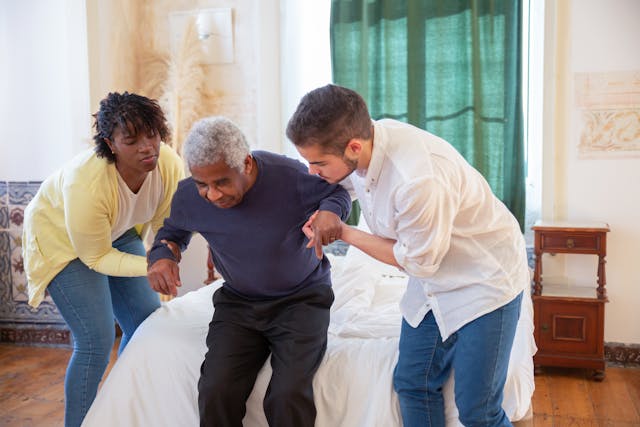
[531,221,610,381]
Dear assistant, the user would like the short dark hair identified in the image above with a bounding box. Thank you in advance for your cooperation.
[92,92,171,163]
[286,84,372,155]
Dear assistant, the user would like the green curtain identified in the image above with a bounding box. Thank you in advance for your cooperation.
[345,201,361,226]
[331,0,525,230]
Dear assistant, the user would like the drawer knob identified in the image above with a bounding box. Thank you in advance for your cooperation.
[566,238,575,249]
[541,324,549,332]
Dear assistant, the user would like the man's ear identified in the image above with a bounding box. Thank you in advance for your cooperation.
[345,139,362,156]
[243,154,253,173]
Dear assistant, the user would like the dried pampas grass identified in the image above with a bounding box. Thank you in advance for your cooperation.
[159,20,212,156]
[107,0,140,91]
[138,52,169,102]
[105,0,214,156]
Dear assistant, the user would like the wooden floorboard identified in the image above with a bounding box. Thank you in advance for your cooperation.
[626,368,640,421]
[531,368,554,417]
[1,343,639,426]
[550,371,597,419]
[589,368,640,423]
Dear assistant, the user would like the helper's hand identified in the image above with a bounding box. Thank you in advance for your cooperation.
[147,259,182,297]
[305,210,343,259]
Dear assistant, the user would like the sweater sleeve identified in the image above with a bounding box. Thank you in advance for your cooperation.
[295,166,352,221]
[63,179,148,277]
[147,186,194,266]
[143,143,185,237]
[318,184,351,220]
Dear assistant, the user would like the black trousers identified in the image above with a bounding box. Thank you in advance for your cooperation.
[198,284,334,427]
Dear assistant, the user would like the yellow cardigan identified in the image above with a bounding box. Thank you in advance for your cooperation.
[22,143,185,307]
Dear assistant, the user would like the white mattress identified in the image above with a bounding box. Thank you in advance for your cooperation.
[82,247,536,427]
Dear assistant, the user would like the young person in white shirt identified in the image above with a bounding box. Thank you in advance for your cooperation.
[287,84,530,427]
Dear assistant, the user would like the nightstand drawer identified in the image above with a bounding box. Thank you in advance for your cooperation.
[534,296,604,357]
[539,233,601,253]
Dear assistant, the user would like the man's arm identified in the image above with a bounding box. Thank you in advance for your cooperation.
[147,213,193,297]
[302,214,400,267]
[339,224,400,267]
[306,183,352,258]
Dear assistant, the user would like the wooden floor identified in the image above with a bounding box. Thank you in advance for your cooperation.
[0,342,119,427]
[0,342,639,426]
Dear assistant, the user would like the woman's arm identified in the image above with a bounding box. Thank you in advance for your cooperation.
[64,180,148,277]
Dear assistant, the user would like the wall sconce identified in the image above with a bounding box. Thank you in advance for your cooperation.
[196,10,216,40]
[169,8,234,65]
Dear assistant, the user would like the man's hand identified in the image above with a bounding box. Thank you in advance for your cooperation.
[147,259,182,297]
[304,210,343,259]
[302,211,319,241]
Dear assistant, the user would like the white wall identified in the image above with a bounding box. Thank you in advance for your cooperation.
[279,0,332,159]
[0,0,91,181]
[254,0,283,154]
[544,0,640,344]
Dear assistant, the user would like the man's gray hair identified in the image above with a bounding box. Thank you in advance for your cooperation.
[182,116,250,171]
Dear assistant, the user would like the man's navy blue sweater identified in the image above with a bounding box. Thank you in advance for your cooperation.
[148,151,351,299]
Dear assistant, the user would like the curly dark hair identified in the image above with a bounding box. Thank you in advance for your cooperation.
[92,92,171,163]
[286,84,372,155]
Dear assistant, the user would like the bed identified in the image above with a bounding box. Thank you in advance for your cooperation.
[82,243,536,427]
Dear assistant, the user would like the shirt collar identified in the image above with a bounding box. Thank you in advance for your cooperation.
[361,120,385,188]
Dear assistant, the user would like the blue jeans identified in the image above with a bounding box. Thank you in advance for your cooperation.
[47,228,160,427]
[393,292,522,427]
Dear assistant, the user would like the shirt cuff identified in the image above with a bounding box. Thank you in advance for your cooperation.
[147,245,176,267]
[393,241,440,278]
[393,241,408,269]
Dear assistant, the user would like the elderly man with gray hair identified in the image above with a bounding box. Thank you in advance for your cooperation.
[146,116,351,427]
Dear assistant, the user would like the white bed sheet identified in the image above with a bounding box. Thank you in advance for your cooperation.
[83,248,536,427]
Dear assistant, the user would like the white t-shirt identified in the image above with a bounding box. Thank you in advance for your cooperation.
[348,119,529,340]
[112,168,164,241]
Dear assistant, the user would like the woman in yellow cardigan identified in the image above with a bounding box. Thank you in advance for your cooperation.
[22,92,184,427]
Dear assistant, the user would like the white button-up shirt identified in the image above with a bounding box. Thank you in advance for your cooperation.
[347,119,529,341]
